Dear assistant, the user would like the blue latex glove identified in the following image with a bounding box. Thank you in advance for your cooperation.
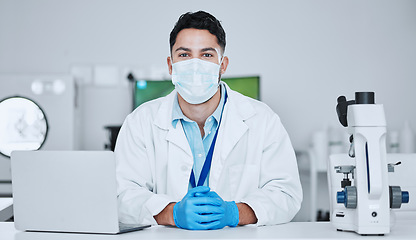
[173,186,225,230]
[196,191,239,229]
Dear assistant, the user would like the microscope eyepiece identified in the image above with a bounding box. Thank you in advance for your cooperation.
[337,96,347,103]
[336,92,376,127]
[336,95,354,127]
[355,92,375,104]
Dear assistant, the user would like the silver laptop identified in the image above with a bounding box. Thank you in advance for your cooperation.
[11,150,150,234]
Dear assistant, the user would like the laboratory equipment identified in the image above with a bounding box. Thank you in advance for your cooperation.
[328,92,409,235]
[0,75,76,196]
[0,96,48,157]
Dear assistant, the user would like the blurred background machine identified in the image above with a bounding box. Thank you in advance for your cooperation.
[0,75,76,197]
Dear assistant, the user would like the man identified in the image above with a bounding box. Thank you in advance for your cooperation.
[115,11,302,230]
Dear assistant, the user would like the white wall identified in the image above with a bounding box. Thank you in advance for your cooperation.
[1,0,415,151]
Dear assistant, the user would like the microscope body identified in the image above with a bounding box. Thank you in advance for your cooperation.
[340,104,390,234]
[329,92,409,235]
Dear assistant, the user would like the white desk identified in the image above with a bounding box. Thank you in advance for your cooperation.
[0,220,415,240]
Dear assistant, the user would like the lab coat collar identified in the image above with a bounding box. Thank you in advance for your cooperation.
[153,89,176,130]
[153,91,192,157]
[221,81,256,121]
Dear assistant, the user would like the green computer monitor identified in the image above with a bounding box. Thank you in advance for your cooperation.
[133,76,260,109]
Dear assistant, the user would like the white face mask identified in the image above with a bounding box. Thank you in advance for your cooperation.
[172,58,221,104]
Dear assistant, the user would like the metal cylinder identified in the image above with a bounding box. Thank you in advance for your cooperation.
[355,92,375,104]
[344,186,357,209]
[390,186,403,209]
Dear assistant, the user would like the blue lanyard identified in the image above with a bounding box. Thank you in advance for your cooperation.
[189,91,228,188]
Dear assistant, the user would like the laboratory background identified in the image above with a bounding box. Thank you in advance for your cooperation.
[1,0,416,223]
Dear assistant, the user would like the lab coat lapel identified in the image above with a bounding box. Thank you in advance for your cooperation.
[166,121,193,197]
[209,86,255,190]
[165,121,192,158]
[154,91,192,158]
[154,91,193,198]
[153,91,192,157]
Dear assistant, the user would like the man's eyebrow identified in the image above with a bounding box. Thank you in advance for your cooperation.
[201,47,217,52]
[175,47,191,52]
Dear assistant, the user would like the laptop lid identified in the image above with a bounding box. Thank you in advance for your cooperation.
[11,151,123,234]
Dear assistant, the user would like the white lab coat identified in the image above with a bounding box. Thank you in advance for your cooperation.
[115,82,302,226]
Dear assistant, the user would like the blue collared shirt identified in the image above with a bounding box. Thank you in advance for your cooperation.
[172,84,226,188]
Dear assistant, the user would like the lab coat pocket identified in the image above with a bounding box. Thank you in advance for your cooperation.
[228,164,259,200]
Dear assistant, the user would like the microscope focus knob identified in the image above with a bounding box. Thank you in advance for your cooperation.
[390,186,410,208]
[402,191,409,204]
[337,191,346,204]
[337,186,357,209]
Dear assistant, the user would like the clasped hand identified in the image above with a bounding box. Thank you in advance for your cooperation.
[173,186,239,230]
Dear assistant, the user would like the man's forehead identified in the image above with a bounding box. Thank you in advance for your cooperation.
[174,29,220,49]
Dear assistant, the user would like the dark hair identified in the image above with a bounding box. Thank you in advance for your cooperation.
[169,11,226,54]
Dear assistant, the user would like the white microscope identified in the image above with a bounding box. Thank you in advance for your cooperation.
[327,92,409,235]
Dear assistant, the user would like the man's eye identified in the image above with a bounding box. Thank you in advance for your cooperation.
[179,53,189,57]
[203,53,213,57]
